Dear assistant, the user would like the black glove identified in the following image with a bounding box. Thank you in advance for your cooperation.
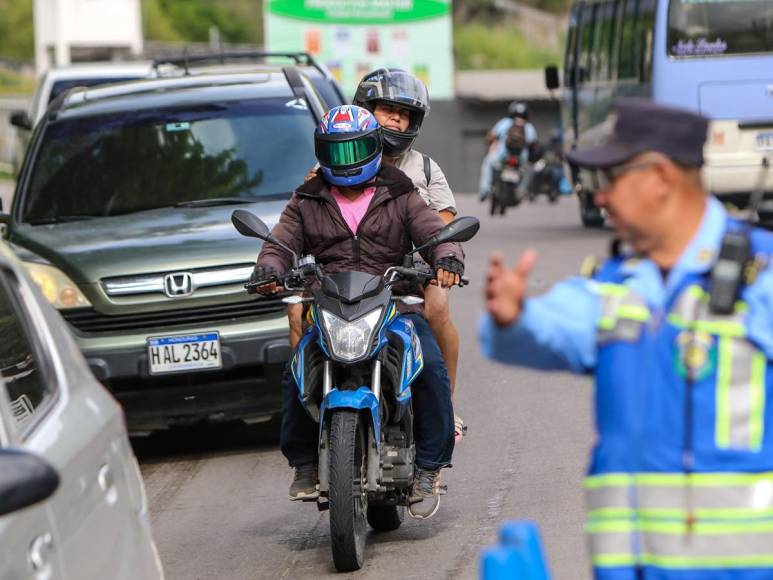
[247,264,278,294]
[435,257,464,278]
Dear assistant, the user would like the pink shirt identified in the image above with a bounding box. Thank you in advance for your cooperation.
[330,186,376,234]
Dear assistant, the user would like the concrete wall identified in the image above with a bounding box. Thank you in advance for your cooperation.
[414,98,561,194]
[0,97,29,174]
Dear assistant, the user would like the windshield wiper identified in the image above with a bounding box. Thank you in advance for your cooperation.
[27,215,96,225]
[174,197,256,208]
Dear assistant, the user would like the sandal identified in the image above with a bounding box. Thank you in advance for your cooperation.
[454,414,467,444]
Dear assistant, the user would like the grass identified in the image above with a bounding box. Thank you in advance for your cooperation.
[454,23,563,70]
[0,67,33,95]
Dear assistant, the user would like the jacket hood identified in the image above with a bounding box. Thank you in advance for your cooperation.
[296,164,415,200]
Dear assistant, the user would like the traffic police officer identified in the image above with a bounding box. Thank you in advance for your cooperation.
[479,98,773,579]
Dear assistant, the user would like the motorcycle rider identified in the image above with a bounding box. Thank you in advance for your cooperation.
[352,68,466,441]
[249,105,465,519]
[479,101,538,201]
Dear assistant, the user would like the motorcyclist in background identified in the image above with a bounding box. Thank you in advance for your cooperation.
[479,101,539,202]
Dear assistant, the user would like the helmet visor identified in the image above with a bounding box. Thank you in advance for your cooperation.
[316,131,381,168]
[355,69,430,114]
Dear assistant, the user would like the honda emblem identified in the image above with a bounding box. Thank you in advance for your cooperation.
[163,272,194,297]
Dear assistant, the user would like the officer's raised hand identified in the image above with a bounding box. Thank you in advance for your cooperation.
[484,249,537,326]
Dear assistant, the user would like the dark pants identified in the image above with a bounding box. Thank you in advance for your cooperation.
[280,313,455,470]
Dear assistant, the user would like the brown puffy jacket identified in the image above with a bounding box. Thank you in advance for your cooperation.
[256,165,463,304]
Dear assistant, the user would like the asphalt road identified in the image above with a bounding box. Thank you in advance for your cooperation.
[136,193,611,580]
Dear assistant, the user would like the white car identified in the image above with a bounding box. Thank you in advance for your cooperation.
[0,240,163,580]
[10,62,155,174]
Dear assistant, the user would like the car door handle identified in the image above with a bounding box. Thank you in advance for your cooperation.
[28,532,53,575]
[98,463,118,505]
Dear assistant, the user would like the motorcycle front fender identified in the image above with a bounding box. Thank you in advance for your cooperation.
[318,387,381,495]
[319,387,380,449]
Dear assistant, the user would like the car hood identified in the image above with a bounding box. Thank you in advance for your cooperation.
[11,200,289,284]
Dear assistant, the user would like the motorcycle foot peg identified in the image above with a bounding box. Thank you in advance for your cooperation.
[316,499,330,511]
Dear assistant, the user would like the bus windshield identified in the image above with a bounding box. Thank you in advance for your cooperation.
[668,0,773,57]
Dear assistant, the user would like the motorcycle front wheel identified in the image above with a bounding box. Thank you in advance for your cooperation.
[329,410,368,572]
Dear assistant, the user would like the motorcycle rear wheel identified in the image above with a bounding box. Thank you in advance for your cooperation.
[329,410,368,572]
[367,505,405,532]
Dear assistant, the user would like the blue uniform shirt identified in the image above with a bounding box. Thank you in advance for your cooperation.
[478,196,773,372]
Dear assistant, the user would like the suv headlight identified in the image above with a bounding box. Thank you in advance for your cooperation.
[23,262,91,309]
[320,307,383,362]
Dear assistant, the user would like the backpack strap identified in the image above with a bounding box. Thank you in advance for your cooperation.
[421,153,431,187]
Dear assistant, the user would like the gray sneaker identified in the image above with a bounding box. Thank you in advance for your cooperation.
[408,467,442,519]
[289,464,318,501]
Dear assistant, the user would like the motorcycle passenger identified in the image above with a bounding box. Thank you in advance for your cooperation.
[352,67,466,442]
[249,105,464,519]
[479,101,538,201]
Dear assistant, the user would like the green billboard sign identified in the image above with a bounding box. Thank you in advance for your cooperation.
[265,0,454,99]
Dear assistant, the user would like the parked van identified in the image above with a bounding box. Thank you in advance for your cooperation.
[546,0,773,227]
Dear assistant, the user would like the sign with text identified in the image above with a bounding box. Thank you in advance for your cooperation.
[265,0,454,100]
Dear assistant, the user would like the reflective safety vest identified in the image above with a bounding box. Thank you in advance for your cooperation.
[587,239,773,579]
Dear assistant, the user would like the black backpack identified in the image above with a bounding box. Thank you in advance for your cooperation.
[504,119,527,154]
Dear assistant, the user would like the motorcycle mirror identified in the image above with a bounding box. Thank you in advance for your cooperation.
[435,216,481,244]
[231,209,271,240]
[411,216,481,256]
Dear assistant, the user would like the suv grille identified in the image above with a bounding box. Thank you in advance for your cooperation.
[62,298,286,333]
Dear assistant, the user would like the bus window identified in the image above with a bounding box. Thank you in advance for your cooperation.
[597,1,619,80]
[590,3,605,80]
[579,3,598,83]
[564,5,580,86]
[617,0,638,79]
[668,0,773,57]
[637,0,656,81]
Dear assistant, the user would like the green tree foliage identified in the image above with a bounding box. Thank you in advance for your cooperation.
[153,0,258,44]
[454,23,562,69]
[0,0,34,60]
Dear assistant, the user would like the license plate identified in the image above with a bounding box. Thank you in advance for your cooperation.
[501,168,521,183]
[756,131,773,151]
[147,332,222,374]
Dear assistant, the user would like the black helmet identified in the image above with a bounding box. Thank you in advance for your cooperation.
[508,101,529,120]
[353,68,430,156]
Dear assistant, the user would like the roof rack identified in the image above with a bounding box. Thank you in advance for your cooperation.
[152,51,330,78]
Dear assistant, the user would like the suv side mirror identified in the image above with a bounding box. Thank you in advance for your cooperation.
[545,65,560,91]
[0,204,9,239]
[0,449,59,517]
[9,111,32,131]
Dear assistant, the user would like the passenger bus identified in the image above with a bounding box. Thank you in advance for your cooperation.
[546,0,773,227]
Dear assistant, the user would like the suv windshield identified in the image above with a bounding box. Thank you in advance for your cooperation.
[22,97,316,222]
[668,0,773,57]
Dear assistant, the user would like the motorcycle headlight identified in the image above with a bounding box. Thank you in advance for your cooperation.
[23,262,91,310]
[320,307,383,362]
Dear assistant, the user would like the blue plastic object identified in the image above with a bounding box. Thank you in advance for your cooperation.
[480,521,550,580]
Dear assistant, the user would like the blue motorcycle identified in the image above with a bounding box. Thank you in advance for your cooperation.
[232,210,479,572]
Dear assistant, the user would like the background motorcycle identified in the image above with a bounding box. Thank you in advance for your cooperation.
[490,153,522,216]
[232,210,479,572]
